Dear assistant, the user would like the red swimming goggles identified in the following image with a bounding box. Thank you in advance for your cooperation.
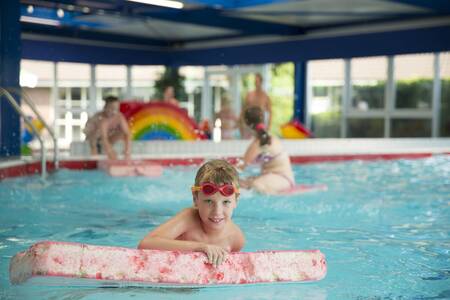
[191,182,239,197]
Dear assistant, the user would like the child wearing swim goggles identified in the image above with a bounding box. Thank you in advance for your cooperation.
[138,159,245,267]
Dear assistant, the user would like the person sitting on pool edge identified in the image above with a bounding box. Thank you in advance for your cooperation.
[84,95,131,160]
[138,159,245,267]
[237,106,295,195]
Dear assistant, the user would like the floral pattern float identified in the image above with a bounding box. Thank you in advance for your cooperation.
[98,159,163,177]
[10,241,327,287]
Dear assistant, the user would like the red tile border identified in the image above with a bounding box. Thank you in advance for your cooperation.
[0,152,448,180]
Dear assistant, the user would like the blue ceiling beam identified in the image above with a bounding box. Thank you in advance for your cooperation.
[22,38,169,65]
[20,6,104,28]
[21,25,450,66]
[170,25,450,66]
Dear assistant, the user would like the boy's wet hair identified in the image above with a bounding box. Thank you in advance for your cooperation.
[195,159,239,188]
[104,95,119,104]
[244,106,271,146]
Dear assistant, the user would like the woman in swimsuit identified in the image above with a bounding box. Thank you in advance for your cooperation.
[237,106,295,195]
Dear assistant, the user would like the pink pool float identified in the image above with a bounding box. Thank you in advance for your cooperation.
[98,160,163,177]
[10,241,327,287]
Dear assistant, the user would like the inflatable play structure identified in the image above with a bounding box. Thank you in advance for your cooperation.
[120,102,205,140]
[10,241,327,287]
[280,120,312,139]
[21,117,44,155]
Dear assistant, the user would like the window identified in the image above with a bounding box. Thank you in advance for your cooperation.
[131,65,164,101]
[351,56,387,110]
[308,59,344,137]
[391,119,431,137]
[440,52,450,137]
[347,118,384,138]
[395,53,433,109]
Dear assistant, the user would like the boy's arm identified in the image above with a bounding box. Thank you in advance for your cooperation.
[138,208,205,252]
[231,225,245,252]
[119,114,131,159]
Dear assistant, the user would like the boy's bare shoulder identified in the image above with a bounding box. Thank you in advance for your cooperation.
[230,222,245,251]
[177,207,199,222]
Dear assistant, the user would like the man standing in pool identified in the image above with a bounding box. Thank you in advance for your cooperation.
[84,96,131,160]
[239,73,272,139]
[138,159,245,267]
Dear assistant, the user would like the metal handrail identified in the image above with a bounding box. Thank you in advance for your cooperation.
[5,87,59,169]
[0,87,47,179]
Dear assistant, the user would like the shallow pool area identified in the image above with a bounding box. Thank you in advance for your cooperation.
[1,156,449,299]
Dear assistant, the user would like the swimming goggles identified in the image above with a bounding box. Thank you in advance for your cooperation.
[191,182,238,197]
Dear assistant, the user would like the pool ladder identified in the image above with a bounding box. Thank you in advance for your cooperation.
[0,87,59,179]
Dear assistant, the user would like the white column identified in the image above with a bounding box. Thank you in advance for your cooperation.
[305,61,312,130]
[126,65,132,100]
[89,64,97,114]
[50,62,59,131]
[262,63,271,93]
[341,59,351,138]
[52,62,58,131]
[385,56,394,138]
[432,52,441,137]
[201,67,211,121]
[230,66,241,116]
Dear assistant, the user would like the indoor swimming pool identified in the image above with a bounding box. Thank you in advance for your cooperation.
[0,156,449,299]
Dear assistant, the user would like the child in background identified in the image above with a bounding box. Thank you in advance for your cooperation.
[215,97,238,140]
[84,96,131,160]
[162,86,179,107]
[237,106,295,195]
[138,159,245,267]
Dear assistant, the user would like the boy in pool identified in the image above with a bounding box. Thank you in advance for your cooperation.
[84,96,131,160]
[138,159,245,267]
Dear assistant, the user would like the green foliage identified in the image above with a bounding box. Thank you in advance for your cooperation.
[352,81,385,109]
[312,112,341,137]
[441,79,450,136]
[269,63,294,136]
[153,67,187,101]
[396,79,432,109]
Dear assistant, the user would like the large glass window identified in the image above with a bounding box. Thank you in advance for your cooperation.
[440,52,450,137]
[391,119,431,137]
[308,59,344,137]
[131,65,164,101]
[395,53,433,109]
[96,65,126,102]
[270,63,294,137]
[56,62,91,145]
[180,66,204,118]
[347,118,384,138]
[351,56,386,110]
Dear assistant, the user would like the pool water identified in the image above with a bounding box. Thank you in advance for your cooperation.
[1,156,449,300]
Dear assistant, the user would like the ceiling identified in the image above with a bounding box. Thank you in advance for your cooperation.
[18,0,450,65]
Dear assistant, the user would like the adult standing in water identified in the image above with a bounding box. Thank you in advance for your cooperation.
[239,73,272,139]
[84,96,131,160]
[163,86,179,107]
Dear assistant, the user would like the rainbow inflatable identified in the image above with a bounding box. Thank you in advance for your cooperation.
[280,120,312,139]
[120,102,203,140]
